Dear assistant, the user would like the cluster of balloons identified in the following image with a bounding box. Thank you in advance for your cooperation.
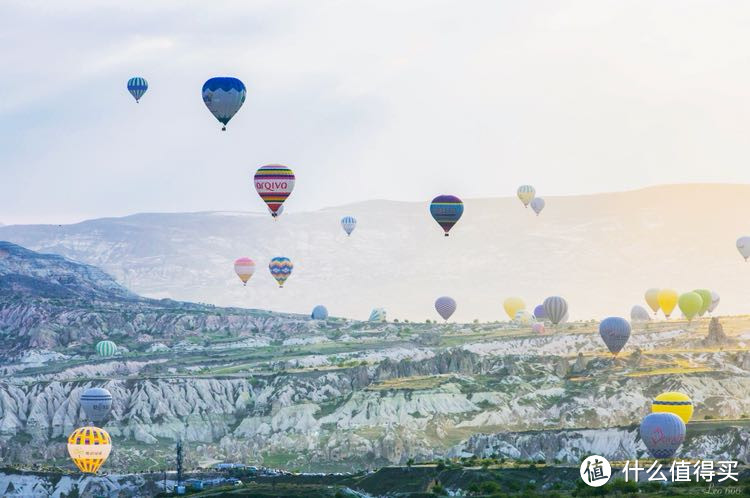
[640,392,692,459]
[644,288,719,321]
[233,257,294,288]
[517,185,545,216]
[68,386,114,473]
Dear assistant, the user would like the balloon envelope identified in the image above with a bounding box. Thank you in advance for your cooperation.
[429,195,464,236]
[652,392,693,425]
[644,288,661,314]
[514,310,533,325]
[640,413,686,459]
[95,341,116,357]
[311,305,328,320]
[530,197,545,215]
[68,426,112,473]
[693,289,712,316]
[503,297,525,320]
[599,317,631,355]
[737,236,750,261]
[341,216,357,236]
[80,388,112,422]
[543,296,568,325]
[657,289,678,318]
[532,322,545,334]
[268,257,293,287]
[234,257,255,285]
[709,291,720,313]
[369,308,387,322]
[533,305,547,320]
[631,305,651,322]
[434,296,457,321]
[255,165,295,217]
[678,292,703,320]
[202,77,246,129]
[126,77,148,102]
[517,185,535,207]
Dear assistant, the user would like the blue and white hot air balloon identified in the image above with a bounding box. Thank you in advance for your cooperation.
[80,387,113,422]
[202,77,246,130]
[311,305,329,320]
[434,296,456,321]
[599,317,631,356]
[127,77,148,103]
[640,412,686,459]
[341,216,357,236]
[369,308,387,322]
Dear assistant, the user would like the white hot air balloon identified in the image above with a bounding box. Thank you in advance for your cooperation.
[530,197,545,216]
[737,237,750,261]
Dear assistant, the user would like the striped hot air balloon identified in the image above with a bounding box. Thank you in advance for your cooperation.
[542,296,568,325]
[80,387,113,423]
[311,305,328,320]
[640,413,686,459]
[95,341,117,358]
[67,426,112,473]
[202,77,246,130]
[369,308,387,322]
[652,392,693,424]
[599,317,631,356]
[234,257,255,285]
[341,216,357,236]
[429,195,464,236]
[255,165,295,217]
[434,296,457,321]
[517,185,535,207]
[126,77,148,103]
[530,197,545,216]
[269,257,293,287]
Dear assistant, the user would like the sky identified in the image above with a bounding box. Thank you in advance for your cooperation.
[3,0,750,225]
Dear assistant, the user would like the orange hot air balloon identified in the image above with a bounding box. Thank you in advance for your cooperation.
[67,426,112,473]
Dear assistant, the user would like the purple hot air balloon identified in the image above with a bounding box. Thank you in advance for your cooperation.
[599,317,631,356]
[533,305,546,320]
[640,412,686,459]
[434,296,457,321]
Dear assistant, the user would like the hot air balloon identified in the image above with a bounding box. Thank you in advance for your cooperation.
[429,195,464,236]
[517,185,535,207]
[341,216,357,236]
[631,305,651,322]
[434,296,457,321]
[311,305,328,320]
[67,426,112,474]
[678,291,703,321]
[543,296,568,325]
[644,288,661,314]
[737,237,750,261]
[599,317,631,356]
[693,289,712,316]
[80,388,113,422]
[503,297,525,320]
[514,310,533,325]
[255,165,295,217]
[202,77,246,130]
[126,77,148,103]
[709,291,720,313]
[652,392,693,424]
[657,289,678,318]
[533,305,547,320]
[268,257,293,288]
[234,257,255,286]
[640,413,686,459]
[530,197,545,216]
[369,308,387,322]
[95,341,116,358]
[532,322,545,334]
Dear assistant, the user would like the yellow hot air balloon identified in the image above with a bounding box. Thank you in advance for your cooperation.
[644,288,660,314]
[678,291,703,321]
[652,392,693,424]
[657,289,678,318]
[503,297,525,320]
[67,426,112,473]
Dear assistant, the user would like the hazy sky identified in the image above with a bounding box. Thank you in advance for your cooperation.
[3,0,750,224]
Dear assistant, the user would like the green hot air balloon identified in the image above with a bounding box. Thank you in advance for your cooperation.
[678,292,703,321]
[96,340,117,357]
[693,289,712,316]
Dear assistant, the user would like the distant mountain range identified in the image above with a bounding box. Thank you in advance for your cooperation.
[2,184,750,321]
